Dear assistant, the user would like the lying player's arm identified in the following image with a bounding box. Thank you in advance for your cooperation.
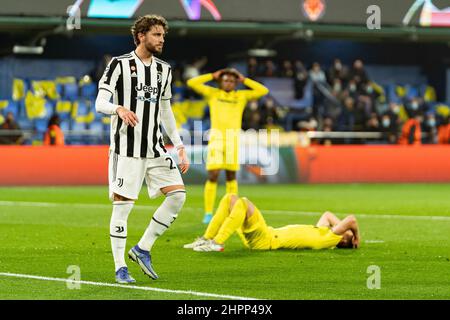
[332,215,360,248]
[160,99,190,174]
[186,73,215,97]
[95,89,138,127]
[316,211,341,228]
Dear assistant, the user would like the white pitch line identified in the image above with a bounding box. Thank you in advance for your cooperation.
[364,240,385,244]
[0,272,257,300]
[0,200,449,221]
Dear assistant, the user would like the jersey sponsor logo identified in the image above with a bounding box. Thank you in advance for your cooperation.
[117,178,124,187]
[217,98,238,104]
[135,83,159,94]
[115,226,124,233]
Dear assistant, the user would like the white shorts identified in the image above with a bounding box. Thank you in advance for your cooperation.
[108,151,184,201]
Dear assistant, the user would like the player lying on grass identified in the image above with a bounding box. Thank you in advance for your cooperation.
[184,194,360,251]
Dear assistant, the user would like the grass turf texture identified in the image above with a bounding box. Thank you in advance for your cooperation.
[0,184,449,300]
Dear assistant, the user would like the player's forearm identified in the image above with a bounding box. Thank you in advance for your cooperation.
[186,73,214,90]
[95,89,119,115]
[243,78,269,97]
[160,100,183,148]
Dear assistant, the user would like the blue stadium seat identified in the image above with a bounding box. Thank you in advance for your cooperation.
[72,121,87,131]
[81,83,97,99]
[34,118,48,133]
[75,100,89,116]
[63,83,79,101]
[89,120,103,133]
[405,85,419,100]
[60,120,71,131]
[17,118,33,130]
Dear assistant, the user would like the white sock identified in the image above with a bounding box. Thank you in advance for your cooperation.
[110,201,134,272]
[138,190,186,251]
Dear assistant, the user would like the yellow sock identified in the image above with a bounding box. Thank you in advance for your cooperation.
[204,180,217,215]
[225,179,238,195]
[203,194,234,239]
[214,198,247,244]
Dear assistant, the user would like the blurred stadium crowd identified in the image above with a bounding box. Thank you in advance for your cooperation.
[1,54,449,146]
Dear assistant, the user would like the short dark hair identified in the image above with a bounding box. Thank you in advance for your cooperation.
[131,15,168,46]
[219,68,239,81]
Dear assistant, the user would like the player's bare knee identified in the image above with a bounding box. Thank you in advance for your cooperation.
[225,170,236,181]
[113,193,132,201]
[208,171,220,183]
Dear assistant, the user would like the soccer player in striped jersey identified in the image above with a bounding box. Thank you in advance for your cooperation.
[95,15,190,283]
[187,69,269,225]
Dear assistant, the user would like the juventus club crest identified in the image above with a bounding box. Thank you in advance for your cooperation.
[157,71,163,83]
[301,0,326,22]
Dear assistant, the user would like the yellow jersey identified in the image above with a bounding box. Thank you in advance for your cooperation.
[187,73,269,138]
[271,225,343,250]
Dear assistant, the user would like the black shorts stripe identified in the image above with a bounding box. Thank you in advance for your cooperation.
[151,62,164,158]
[140,65,152,158]
[104,58,119,85]
[127,59,138,157]
[152,217,169,229]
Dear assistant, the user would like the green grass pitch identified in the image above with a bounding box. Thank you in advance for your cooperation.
[0,184,449,300]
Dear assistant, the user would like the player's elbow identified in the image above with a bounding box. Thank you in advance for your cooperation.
[186,78,195,88]
[261,86,269,96]
[346,215,357,225]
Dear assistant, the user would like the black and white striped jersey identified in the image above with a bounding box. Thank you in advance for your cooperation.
[99,50,172,158]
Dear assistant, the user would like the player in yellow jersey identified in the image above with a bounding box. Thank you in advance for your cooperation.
[187,69,269,224]
[184,194,360,251]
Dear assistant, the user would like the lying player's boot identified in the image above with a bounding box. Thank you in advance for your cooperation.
[183,237,208,249]
[115,267,136,284]
[193,239,224,252]
[202,213,213,224]
[128,245,159,280]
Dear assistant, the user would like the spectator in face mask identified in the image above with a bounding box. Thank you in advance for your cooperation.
[422,112,438,144]
[328,58,348,84]
[406,97,424,114]
[380,113,398,144]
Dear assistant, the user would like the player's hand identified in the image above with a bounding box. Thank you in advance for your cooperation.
[352,236,360,249]
[116,106,139,127]
[177,146,190,174]
[212,69,225,80]
[230,68,245,82]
